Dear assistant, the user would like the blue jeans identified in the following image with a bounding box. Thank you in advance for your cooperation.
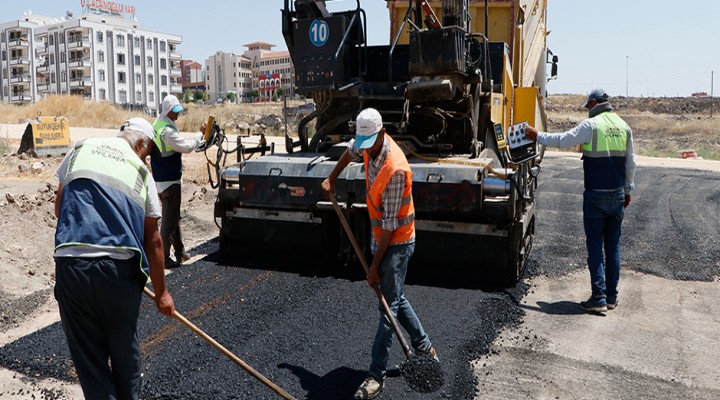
[583,190,625,302]
[369,242,431,380]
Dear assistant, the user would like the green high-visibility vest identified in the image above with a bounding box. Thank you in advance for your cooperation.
[583,112,628,158]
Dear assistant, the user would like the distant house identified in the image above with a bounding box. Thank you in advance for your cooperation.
[691,92,708,97]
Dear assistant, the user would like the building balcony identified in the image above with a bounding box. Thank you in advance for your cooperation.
[37,82,51,92]
[170,68,181,77]
[36,44,48,54]
[169,51,181,60]
[170,84,182,93]
[9,57,30,66]
[11,91,31,102]
[67,37,91,49]
[8,37,29,48]
[70,76,92,87]
[68,57,91,69]
[10,73,31,84]
[37,62,50,73]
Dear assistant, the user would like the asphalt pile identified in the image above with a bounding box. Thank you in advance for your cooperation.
[400,355,444,393]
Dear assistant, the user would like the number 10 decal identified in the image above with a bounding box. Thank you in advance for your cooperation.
[309,19,329,47]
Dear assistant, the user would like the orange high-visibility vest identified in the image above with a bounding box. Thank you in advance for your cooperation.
[363,136,415,245]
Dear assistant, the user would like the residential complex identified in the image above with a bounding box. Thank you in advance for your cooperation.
[205,42,295,103]
[1,8,182,115]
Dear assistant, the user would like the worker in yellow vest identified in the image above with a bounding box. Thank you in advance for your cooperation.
[322,108,437,400]
[54,118,174,399]
[526,88,637,314]
[150,94,205,267]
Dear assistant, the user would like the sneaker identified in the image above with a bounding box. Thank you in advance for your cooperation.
[354,376,383,400]
[579,297,607,313]
[416,345,440,362]
[607,299,619,310]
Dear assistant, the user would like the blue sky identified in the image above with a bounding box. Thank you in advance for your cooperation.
[8,1,720,97]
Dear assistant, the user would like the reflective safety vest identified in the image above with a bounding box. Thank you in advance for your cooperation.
[364,136,415,245]
[150,119,182,183]
[582,112,629,191]
[55,137,151,277]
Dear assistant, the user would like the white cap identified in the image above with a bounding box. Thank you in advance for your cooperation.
[353,108,383,149]
[161,94,183,117]
[121,118,155,142]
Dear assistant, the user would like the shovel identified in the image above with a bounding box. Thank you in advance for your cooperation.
[328,192,443,392]
[144,287,297,400]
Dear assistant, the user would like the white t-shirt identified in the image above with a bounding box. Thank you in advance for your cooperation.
[54,143,162,259]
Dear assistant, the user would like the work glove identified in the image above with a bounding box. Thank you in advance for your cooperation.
[194,132,205,149]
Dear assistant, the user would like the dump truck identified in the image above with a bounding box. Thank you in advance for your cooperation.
[212,0,557,285]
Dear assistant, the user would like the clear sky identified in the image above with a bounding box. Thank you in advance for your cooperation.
[8,1,720,97]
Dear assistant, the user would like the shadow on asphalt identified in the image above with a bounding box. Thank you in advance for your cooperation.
[519,300,599,316]
[278,364,366,400]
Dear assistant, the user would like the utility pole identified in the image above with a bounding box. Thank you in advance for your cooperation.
[711,70,714,118]
[625,56,629,108]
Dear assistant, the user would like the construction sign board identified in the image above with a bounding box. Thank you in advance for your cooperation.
[17,116,71,157]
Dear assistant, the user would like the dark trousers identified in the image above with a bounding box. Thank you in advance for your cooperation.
[159,183,184,260]
[54,257,144,400]
[583,189,625,301]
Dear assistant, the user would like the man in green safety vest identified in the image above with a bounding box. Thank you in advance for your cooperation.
[150,94,205,267]
[526,88,637,314]
[54,118,175,399]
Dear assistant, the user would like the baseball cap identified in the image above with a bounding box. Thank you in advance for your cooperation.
[162,94,183,115]
[353,108,383,149]
[583,88,609,108]
[121,118,155,142]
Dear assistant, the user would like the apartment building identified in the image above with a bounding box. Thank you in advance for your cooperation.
[0,8,182,115]
[205,51,252,104]
[205,42,295,103]
[180,59,205,92]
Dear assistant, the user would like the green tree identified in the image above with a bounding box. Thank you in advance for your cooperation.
[193,90,204,102]
[250,90,259,100]
[183,90,192,103]
[202,92,209,102]
[226,92,236,103]
[275,88,285,98]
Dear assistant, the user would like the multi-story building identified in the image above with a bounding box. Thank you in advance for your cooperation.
[243,42,294,101]
[204,51,251,104]
[180,59,205,92]
[205,42,295,104]
[0,7,182,115]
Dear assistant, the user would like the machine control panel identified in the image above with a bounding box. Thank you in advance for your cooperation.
[506,121,537,162]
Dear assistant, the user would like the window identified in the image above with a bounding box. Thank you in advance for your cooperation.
[117,34,125,47]
[59,34,64,44]
[118,71,126,83]
[99,88,106,100]
[134,55,140,66]
[148,91,154,102]
[133,37,140,47]
[148,74,154,84]
[50,72,55,83]
[135,73,141,84]
[135,90,142,102]
[49,35,54,45]
[1,51,4,61]
[97,50,104,63]
[117,53,125,65]
[160,58,166,69]
[159,41,166,52]
[147,57,153,67]
[50,54,55,65]
[161,75,167,85]
[60,52,66,63]
[97,31,103,43]
[146,38,152,49]
[119,90,127,103]
[98,70,105,81]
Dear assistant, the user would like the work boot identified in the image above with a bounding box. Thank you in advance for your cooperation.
[354,376,383,400]
[164,257,178,268]
[579,297,607,313]
[176,252,191,264]
[416,345,440,362]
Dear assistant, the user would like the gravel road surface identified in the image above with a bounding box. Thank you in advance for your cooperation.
[0,153,718,399]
